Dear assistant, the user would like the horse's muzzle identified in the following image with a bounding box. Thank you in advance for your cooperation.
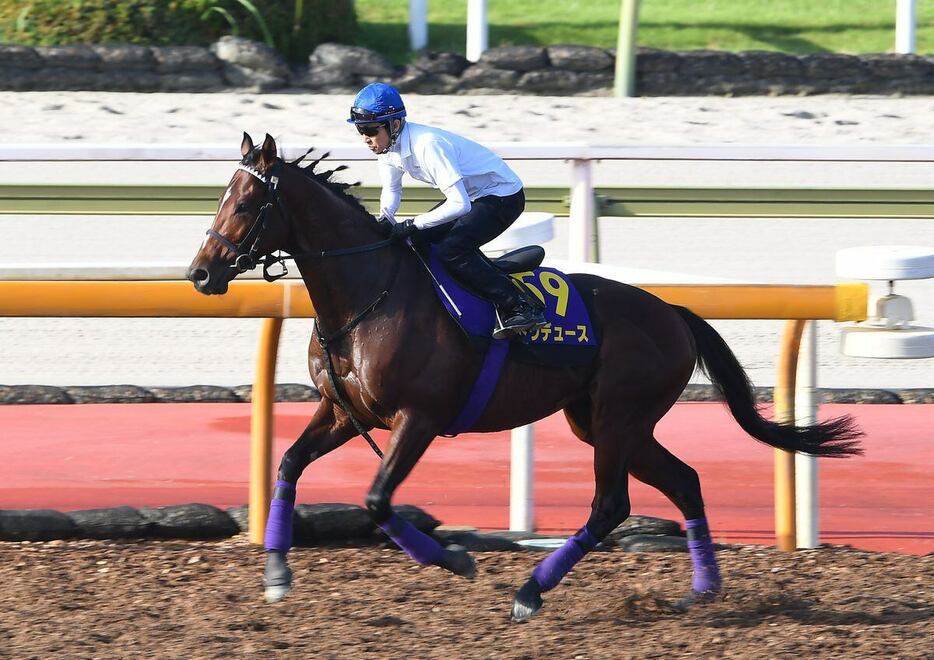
[188,266,229,295]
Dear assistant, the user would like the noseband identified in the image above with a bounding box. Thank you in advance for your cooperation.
[205,159,396,282]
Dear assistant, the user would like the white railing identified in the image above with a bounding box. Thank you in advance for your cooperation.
[4,143,934,264]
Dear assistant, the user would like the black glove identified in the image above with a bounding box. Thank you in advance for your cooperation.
[375,215,394,236]
[390,218,418,240]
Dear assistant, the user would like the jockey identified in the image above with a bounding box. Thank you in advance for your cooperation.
[348,82,546,339]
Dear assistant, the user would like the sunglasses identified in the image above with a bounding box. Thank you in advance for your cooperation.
[356,123,384,137]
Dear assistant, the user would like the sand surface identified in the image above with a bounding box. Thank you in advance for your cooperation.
[0,92,932,388]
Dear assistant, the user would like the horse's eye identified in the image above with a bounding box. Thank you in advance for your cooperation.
[235,201,249,214]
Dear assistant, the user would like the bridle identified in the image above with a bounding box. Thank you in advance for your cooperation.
[205,158,395,281]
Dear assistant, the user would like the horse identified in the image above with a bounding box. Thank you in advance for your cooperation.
[187,133,863,622]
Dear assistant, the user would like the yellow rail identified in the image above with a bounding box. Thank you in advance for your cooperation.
[0,279,868,545]
[0,280,867,321]
[0,280,315,318]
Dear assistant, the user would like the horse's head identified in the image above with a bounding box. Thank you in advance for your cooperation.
[188,132,291,295]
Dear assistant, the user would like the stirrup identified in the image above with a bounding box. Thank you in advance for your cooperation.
[492,307,546,340]
[492,308,520,339]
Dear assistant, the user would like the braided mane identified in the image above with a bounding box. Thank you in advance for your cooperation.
[242,146,371,217]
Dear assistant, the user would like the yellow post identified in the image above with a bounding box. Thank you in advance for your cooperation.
[249,317,283,544]
[774,319,805,551]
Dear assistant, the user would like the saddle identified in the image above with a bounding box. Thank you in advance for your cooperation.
[491,245,547,274]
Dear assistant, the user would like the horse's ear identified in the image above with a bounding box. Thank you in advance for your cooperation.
[259,133,277,168]
[241,132,255,158]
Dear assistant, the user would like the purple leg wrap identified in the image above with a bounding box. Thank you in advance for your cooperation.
[532,526,598,592]
[686,518,721,593]
[263,480,295,553]
[379,512,445,566]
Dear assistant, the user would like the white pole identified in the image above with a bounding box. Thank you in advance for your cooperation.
[509,425,534,532]
[466,0,488,62]
[409,0,428,52]
[569,159,596,262]
[896,0,917,54]
[795,320,819,549]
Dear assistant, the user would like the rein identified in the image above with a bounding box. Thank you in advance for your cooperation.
[214,157,400,459]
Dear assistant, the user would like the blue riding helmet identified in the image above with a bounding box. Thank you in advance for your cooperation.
[348,82,407,124]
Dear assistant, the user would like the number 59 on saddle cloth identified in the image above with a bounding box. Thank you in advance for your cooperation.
[425,246,599,435]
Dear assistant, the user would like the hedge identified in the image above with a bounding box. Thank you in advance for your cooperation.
[0,0,356,62]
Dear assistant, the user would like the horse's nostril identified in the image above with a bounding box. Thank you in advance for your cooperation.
[190,268,210,285]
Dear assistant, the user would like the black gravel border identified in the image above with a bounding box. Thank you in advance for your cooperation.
[1,384,931,404]
[0,504,694,552]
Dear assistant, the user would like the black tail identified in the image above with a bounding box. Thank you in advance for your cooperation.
[673,306,863,457]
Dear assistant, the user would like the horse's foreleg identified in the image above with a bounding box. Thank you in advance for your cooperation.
[364,412,475,579]
[512,422,641,622]
[630,437,721,608]
[264,399,359,603]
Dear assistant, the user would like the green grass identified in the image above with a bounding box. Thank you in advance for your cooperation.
[354,0,934,63]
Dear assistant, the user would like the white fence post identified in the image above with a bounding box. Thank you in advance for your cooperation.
[409,0,429,51]
[896,0,917,54]
[509,425,534,532]
[466,0,488,62]
[569,158,595,262]
[795,320,819,548]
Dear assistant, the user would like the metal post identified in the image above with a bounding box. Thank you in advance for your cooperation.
[409,0,428,52]
[249,317,282,544]
[774,319,804,552]
[795,320,819,548]
[614,0,641,97]
[896,0,917,54]
[466,0,488,62]
[509,425,534,532]
[569,159,596,262]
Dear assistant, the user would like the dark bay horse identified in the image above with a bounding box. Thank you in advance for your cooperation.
[188,134,862,622]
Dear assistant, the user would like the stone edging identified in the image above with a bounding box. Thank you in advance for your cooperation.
[3,38,934,96]
[1,383,930,404]
[0,383,322,404]
[0,504,692,553]
[0,503,435,544]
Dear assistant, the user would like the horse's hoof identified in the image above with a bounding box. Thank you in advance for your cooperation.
[510,578,543,623]
[263,551,293,604]
[265,583,292,604]
[439,544,476,579]
[675,589,719,611]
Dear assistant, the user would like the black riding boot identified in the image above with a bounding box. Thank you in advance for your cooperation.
[492,286,547,339]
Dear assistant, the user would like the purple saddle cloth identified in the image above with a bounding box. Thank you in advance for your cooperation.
[426,246,598,435]
[427,247,598,354]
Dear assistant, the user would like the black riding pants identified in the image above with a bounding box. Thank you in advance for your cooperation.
[419,189,526,308]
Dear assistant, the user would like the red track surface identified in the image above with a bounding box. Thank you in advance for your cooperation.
[0,402,930,555]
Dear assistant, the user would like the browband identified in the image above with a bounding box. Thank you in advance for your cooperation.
[237,163,268,183]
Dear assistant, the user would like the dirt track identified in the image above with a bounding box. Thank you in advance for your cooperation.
[0,538,930,658]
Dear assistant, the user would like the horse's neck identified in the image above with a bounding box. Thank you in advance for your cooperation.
[282,172,415,335]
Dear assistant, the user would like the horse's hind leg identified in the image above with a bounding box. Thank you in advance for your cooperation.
[511,416,646,622]
[264,399,359,603]
[630,437,721,607]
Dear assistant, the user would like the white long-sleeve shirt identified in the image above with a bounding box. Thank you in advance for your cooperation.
[377,121,522,229]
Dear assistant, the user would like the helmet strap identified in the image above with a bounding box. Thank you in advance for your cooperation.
[376,118,404,155]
